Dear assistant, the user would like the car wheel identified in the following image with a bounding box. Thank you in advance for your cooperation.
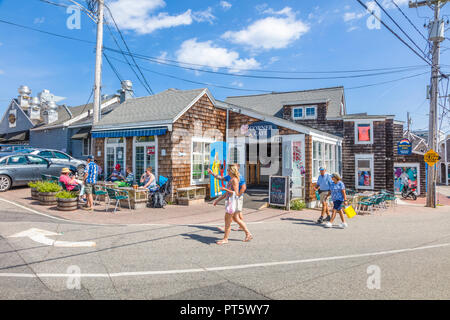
[0,175,11,192]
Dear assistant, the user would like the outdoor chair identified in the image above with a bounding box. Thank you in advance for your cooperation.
[105,188,131,213]
[41,174,52,181]
[357,196,375,214]
[93,185,108,205]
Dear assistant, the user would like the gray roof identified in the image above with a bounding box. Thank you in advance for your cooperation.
[94,88,207,128]
[225,86,345,119]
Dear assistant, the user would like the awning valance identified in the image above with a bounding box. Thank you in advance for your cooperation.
[7,132,27,142]
[91,127,167,139]
[71,127,91,140]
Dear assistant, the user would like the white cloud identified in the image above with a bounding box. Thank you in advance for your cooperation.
[222,7,309,50]
[0,70,4,75]
[231,81,244,87]
[343,0,409,23]
[220,1,232,10]
[107,0,212,34]
[192,7,216,24]
[343,11,366,22]
[269,56,279,64]
[347,26,359,32]
[176,38,260,73]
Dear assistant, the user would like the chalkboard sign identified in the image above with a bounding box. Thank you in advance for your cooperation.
[269,176,289,207]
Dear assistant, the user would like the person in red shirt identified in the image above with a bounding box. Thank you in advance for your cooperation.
[59,168,85,200]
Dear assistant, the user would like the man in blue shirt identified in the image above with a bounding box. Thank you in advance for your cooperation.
[208,164,246,232]
[314,167,332,224]
[82,155,98,211]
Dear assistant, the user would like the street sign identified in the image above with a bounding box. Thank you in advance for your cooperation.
[424,149,441,167]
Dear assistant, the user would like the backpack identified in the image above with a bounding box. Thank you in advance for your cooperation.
[149,191,166,208]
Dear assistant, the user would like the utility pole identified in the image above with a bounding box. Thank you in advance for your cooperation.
[93,0,104,125]
[409,0,448,208]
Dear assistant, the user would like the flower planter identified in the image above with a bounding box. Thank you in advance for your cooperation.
[30,187,39,200]
[38,192,58,206]
[57,197,78,211]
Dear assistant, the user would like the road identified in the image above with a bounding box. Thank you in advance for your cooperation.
[0,199,449,300]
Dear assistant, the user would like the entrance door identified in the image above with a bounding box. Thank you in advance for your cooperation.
[282,135,305,199]
[134,136,158,181]
[228,137,246,179]
[105,138,126,179]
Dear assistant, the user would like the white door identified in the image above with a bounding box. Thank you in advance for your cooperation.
[105,138,126,179]
[282,135,305,199]
[228,137,246,179]
[133,136,158,181]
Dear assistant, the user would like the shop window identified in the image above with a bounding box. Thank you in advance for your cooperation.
[191,138,212,184]
[292,107,303,120]
[355,122,373,144]
[136,136,155,143]
[355,154,374,189]
[312,141,340,180]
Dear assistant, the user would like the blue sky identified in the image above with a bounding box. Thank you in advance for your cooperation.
[0,0,449,132]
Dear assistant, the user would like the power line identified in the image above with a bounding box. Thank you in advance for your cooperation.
[373,0,430,60]
[37,0,68,8]
[104,4,154,95]
[391,0,429,43]
[0,18,433,76]
[356,0,434,68]
[106,53,430,93]
[103,52,123,82]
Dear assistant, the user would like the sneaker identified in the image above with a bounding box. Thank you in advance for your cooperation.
[324,222,332,228]
[325,215,331,222]
[316,217,324,224]
[340,222,348,229]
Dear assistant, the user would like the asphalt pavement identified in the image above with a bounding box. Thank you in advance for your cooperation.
[0,198,449,300]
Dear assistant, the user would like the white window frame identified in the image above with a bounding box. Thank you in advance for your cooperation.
[312,138,341,181]
[82,137,91,156]
[355,154,374,190]
[292,107,304,120]
[191,137,214,185]
[132,136,158,180]
[104,137,126,179]
[354,120,374,145]
[304,105,317,119]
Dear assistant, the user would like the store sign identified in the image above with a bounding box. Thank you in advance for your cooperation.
[147,146,155,155]
[424,149,441,166]
[243,121,278,138]
[397,138,412,155]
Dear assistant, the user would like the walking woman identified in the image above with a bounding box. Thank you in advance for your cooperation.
[324,173,348,229]
[216,165,253,245]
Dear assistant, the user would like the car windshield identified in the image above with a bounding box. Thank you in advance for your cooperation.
[14,148,34,153]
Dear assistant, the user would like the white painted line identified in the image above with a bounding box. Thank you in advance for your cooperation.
[0,242,449,278]
[9,228,96,248]
[0,197,71,223]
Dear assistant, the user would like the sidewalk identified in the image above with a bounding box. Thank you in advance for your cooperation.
[0,186,305,226]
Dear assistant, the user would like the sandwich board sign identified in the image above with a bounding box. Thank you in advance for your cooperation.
[269,176,290,210]
[424,149,441,167]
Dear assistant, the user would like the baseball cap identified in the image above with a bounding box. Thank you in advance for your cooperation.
[87,155,94,160]
[319,167,325,171]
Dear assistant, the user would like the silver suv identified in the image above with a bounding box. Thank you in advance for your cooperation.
[20,148,87,175]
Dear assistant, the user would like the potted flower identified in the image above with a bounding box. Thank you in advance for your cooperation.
[56,191,78,211]
[28,181,42,200]
[37,181,62,206]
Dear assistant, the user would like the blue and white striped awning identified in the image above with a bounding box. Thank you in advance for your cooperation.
[92,127,167,138]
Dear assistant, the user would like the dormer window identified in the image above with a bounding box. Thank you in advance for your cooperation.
[292,105,317,120]
[292,107,303,119]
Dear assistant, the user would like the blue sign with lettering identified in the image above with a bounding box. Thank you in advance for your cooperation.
[397,138,412,155]
[244,121,278,138]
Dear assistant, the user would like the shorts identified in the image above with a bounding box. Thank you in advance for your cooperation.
[333,200,344,210]
[84,183,94,195]
[319,191,329,203]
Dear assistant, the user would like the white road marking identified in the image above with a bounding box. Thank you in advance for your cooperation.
[0,242,449,278]
[9,228,96,247]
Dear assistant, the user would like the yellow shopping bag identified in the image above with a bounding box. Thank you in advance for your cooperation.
[344,205,357,219]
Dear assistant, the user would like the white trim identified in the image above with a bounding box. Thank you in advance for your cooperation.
[394,162,420,195]
[82,138,91,156]
[304,105,317,119]
[93,121,172,131]
[355,154,374,190]
[344,117,393,122]
[104,137,126,179]
[292,106,304,120]
[282,99,328,106]
[190,136,214,186]
[132,136,158,181]
[354,120,374,145]
[173,89,216,123]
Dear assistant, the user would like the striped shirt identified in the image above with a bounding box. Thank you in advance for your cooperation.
[84,162,98,184]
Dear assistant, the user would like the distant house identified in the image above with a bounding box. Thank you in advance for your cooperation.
[438,134,450,185]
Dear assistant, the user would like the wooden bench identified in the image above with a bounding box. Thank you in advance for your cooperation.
[176,186,206,206]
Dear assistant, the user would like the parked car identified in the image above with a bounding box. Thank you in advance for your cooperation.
[0,144,29,158]
[0,154,73,192]
[17,148,87,175]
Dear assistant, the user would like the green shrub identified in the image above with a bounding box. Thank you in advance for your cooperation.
[36,181,61,193]
[56,191,77,199]
[28,181,40,188]
[290,199,306,211]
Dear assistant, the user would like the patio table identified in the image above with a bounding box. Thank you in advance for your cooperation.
[117,187,149,209]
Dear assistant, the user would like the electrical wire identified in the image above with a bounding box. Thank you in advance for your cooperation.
[346,71,429,90]
[104,4,154,95]
[103,52,123,82]
[391,0,429,43]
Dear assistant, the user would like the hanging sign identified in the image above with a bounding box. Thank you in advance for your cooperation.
[147,146,155,155]
[397,138,412,155]
[243,121,278,139]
